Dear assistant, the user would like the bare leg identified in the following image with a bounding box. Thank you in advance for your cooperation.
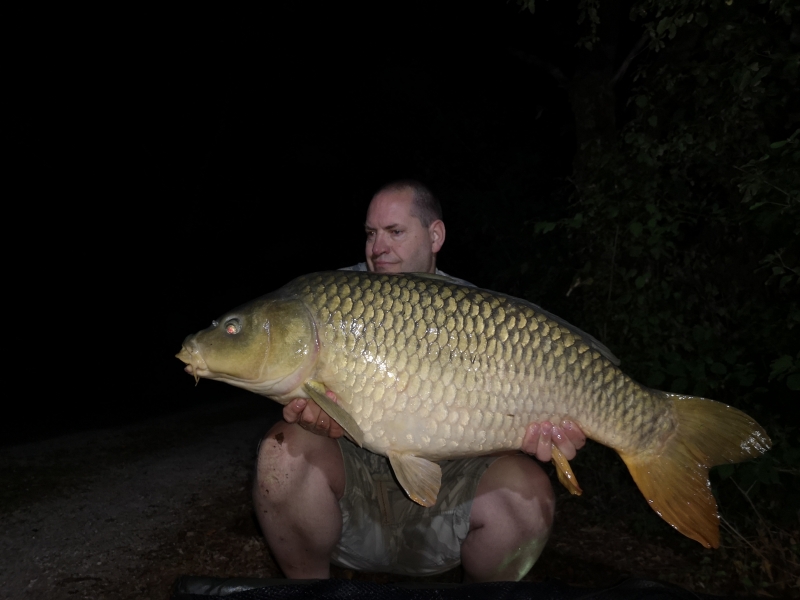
[460,454,555,582]
[253,421,345,578]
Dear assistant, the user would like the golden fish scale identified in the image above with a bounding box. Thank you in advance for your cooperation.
[286,272,673,459]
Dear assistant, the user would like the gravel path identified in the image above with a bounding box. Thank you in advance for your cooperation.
[2,397,773,599]
[0,399,280,600]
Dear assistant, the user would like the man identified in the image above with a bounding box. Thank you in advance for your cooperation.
[253,181,585,581]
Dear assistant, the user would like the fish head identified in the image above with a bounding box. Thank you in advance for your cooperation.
[176,297,318,397]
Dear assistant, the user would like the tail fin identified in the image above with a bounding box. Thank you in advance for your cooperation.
[618,395,771,548]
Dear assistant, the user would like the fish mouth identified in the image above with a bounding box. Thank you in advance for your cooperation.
[176,343,209,384]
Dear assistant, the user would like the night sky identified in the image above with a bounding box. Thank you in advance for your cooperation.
[10,3,627,443]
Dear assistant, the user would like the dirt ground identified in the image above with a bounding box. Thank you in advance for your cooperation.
[0,398,791,600]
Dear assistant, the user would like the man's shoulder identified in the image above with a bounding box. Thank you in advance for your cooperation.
[339,263,369,272]
[434,269,473,287]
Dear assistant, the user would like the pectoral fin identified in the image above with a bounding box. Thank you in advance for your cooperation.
[387,450,442,507]
[303,381,364,447]
[551,446,582,496]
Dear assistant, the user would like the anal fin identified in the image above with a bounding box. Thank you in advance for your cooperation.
[387,450,442,507]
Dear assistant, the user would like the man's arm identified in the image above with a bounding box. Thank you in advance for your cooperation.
[285,394,586,462]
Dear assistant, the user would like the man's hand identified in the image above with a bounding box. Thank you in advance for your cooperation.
[283,392,346,439]
[521,420,586,462]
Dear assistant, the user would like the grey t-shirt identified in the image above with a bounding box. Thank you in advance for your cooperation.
[340,263,473,287]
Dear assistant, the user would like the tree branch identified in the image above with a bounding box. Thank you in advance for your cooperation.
[612,31,650,85]
[509,48,569,88]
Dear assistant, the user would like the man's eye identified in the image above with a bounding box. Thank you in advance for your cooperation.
[365,231,375,239]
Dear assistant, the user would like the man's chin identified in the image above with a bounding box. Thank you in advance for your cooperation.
[371,262,401,273]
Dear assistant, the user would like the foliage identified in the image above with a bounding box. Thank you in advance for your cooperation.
[517,0,604,48]
[553,0,798,402]
[520,0,798,593]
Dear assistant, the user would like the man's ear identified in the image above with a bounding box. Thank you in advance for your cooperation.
[429,220,445,253]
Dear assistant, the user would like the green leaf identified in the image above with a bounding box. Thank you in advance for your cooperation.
[636,95,649,108]
[739,69,752,90]
[648,115,658,127]
[737,372,756,387]
[710,362,727,375]
[695,70,708,86]
[770,355,794,378]
[630,222,643,237]
[534,221,556,234]
[752,65,771,84]
[788,374,800,391]
[770,140,788,149]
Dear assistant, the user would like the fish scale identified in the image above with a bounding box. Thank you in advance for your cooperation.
[290,271,661,457]
[177,270,771,548]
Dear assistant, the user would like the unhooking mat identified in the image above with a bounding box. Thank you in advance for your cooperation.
[172,576,746,600]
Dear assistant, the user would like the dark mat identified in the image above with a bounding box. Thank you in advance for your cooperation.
[172,576,743,600]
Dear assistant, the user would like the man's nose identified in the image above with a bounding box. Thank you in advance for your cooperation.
[371,233,389,255]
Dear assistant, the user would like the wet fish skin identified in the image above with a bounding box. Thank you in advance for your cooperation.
[177,271,771,548]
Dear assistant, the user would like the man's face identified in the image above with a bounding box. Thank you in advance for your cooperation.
[365,188,442,274]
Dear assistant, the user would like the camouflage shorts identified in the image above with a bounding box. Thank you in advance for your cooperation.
[330,439,497,576]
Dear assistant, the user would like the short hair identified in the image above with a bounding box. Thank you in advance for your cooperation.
[375,180,443,228]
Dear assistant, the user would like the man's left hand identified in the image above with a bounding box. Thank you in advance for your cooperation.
[522,420,586,462]
[283,393,346,439]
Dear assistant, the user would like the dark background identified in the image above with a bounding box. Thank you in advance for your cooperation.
[9,3,590,443]
[7,3,795,444]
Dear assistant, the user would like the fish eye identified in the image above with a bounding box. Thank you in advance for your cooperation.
[224,319,241,335]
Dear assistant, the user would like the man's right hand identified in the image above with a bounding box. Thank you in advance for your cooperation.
[283,395,345,439]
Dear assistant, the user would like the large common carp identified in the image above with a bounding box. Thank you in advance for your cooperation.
[176,271,771,548]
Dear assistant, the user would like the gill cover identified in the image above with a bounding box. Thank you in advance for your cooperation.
[180,297,316,387]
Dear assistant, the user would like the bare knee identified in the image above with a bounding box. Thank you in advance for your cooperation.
[461,455,555,582]
[482,455,554,536]
[254,421,344,506]
[256,420,309,469]
[253,421,344,578]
